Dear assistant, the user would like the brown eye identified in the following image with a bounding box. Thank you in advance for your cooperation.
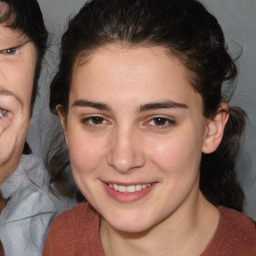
[90,116,104,124]
[146,116,176,130]
[81,116,106,126]
[153,117,168,126]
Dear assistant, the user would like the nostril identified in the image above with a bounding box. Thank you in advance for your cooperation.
[107,149,146,174]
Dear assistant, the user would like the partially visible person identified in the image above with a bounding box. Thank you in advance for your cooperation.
[0,1,76,255]
[43,0,256,255]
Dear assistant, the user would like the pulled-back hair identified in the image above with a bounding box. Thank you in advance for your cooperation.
[47,0,246,210]
[0,0,48,109]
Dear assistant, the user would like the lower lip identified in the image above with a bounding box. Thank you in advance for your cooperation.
[102,182,156,203]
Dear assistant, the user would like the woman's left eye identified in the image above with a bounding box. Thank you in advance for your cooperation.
[147,117,175,128]
[0,109,9,118]
[0,47,17,55]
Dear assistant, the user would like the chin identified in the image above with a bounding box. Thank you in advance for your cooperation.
[112,222,150,234]
[103,210,155,234]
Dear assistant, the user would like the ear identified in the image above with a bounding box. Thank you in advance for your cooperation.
[56,104,68,145]
[202,103,229,154]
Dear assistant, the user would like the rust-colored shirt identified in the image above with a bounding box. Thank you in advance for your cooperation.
[0,194,6,256]
[43,203,256,256]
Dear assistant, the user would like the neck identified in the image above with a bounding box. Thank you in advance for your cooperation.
[100,192,219,256]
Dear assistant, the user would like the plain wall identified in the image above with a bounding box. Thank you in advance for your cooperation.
[28,0,256,219]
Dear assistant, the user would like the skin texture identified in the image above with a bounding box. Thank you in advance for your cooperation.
[58,44,228,255]
[0,24,36,184]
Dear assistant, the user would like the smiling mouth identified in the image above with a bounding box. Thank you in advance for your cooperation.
[107,183,152,193]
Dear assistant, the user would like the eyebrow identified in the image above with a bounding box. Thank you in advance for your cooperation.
[72,99,188,113]
[139,101,188,112]
[72,100,112,111]
[0,88,22,105]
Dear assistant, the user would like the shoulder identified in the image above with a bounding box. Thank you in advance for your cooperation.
[0,187,57,255]
[49,202,87,229]
[43,202,99,255]
[0,155,76,255]
[219,207,256,238]
[0,184,67,255]
[203,207,256,255]
[1,154,75,215]
[1,154,48,199]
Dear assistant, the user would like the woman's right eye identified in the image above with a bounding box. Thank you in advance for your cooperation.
[0,109,8,118]
[81,116,108,128]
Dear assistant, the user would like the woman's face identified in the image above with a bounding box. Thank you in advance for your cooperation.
[62,45,211,233]
[0,23,36,183]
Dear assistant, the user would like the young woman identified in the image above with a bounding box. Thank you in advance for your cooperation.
[0,1,75,255]
[43,0,256,255]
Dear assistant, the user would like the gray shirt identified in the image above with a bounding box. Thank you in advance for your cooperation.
[0,154,76,256]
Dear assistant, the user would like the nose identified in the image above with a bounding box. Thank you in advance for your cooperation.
[107,126,146,174]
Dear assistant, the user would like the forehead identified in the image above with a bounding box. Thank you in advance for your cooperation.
[75,45,188,79]
[0,23,27,43]
[74,44,195,87]
[71,45,202,108]
[0,1,28,41]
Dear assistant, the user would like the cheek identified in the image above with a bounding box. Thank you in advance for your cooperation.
[0,114,12,135]
[0,118,28,167]
[146,130,203,176]
[67,127,107,176]
[147,133,203,209]
[14,66,34,106]
[149,138,188,175]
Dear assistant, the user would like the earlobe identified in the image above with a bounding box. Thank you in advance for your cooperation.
[56,105,68,145]
[202,103,229,154]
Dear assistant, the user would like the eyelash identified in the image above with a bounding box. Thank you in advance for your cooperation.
[0,40,29,56]
[0,109,9,118]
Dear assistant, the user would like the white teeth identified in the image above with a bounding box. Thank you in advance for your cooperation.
[127,185,135,193]
[135,185,142,191]
[108,183,151,193]
[119,185,126,193]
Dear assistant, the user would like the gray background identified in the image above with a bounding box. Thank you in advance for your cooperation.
[28,0,256,219]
